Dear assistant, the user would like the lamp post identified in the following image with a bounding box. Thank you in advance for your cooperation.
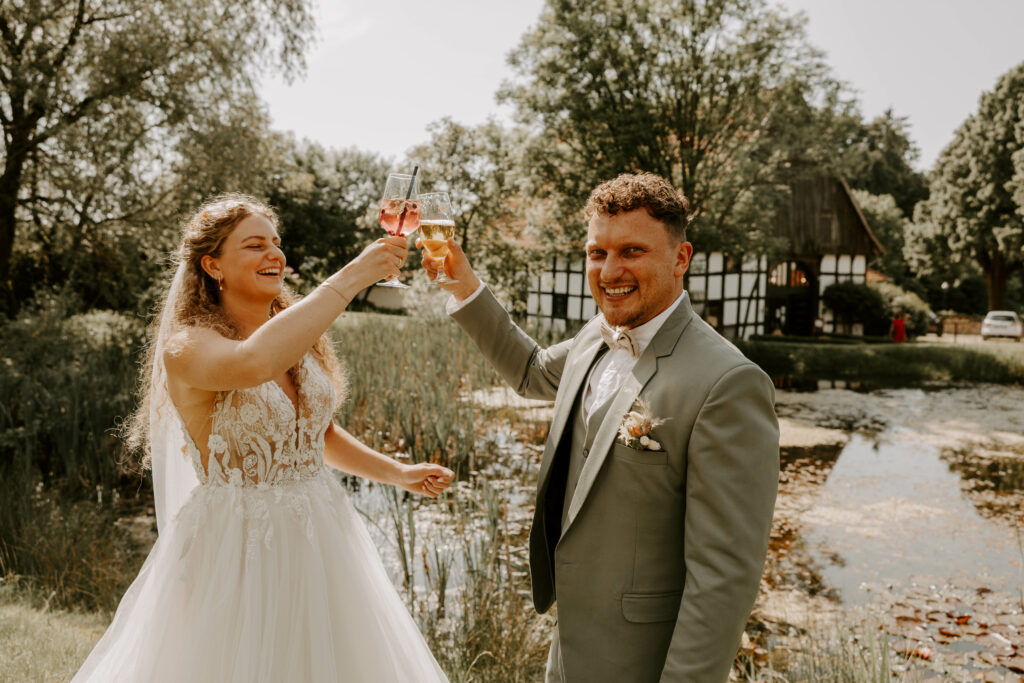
[940,281,949,339]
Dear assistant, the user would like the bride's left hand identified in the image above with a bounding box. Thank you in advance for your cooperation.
[397,463,454,498]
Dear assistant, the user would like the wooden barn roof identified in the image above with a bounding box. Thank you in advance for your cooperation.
[772,175,886,258]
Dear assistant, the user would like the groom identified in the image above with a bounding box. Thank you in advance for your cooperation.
[422,172,779,682]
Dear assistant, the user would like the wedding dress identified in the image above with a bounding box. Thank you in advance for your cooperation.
[73,352,448,682]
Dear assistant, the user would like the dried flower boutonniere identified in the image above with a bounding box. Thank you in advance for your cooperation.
[616,397,667,451]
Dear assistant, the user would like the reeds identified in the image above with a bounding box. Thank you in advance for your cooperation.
[379,476,551,682]
[736,623,900,682]
[331,312,516,473]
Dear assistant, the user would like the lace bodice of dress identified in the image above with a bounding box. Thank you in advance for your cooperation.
[185,353,335,487]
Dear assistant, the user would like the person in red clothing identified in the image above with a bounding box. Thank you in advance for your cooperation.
[889,310,907,343]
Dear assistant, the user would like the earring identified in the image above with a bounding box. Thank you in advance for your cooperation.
[216,276,223,292]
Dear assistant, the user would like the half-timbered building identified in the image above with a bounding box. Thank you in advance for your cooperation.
[524,175,886,339]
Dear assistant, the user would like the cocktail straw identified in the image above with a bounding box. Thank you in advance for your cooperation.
[406,166,419,198]
[397,165,419,233]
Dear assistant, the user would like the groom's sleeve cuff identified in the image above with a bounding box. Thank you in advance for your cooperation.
[446,282,487,316]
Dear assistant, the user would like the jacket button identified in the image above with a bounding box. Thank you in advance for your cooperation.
[582,448,589,458]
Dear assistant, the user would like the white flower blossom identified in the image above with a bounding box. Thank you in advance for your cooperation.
[240,403,260,425]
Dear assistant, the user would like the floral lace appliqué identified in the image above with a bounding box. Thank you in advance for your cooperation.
[184,354,335,489]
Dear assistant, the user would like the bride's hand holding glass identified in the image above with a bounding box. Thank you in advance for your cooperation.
[330,236,409,299]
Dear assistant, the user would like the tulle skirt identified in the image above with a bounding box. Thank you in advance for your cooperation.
[73,471,448,682]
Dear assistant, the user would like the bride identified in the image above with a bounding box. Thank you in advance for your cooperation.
[74,194,452,682]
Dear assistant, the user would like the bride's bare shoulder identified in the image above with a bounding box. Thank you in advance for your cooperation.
[162,325,235,376]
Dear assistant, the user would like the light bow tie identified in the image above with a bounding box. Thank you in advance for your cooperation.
[600,321,640,359]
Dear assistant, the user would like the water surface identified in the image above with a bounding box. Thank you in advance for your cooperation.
[803,431,1023,604]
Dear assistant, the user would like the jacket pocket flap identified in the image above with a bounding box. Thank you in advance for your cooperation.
[621,591,682,623]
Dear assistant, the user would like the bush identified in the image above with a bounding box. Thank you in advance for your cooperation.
[0,301,150,612]
[821,282,890,336]
[747,334,892,345]
[737,340,1024,386]
[870,281,932,338]
[0,302,145,494]
[0,470,149,613]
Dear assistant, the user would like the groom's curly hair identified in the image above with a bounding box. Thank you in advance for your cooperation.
[584,172,691,242]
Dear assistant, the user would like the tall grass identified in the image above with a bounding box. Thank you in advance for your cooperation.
[332,312,517,473]
[0,305,149,612]
[374,477,551,682]
[736,623,900,682]
[0,583,109,683]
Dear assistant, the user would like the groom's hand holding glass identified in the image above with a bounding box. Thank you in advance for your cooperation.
[416,238,481,302]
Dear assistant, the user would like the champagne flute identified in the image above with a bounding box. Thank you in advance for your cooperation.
[418,192,458,285]
[377,172,421,289]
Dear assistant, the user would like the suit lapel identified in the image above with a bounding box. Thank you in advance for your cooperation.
[562,294,696,533]
[535,334,604,494]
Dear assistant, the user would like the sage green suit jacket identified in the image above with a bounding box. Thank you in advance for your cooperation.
[451,288,779,683]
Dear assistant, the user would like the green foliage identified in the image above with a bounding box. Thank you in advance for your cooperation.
[748,334,892,345]
[907,61,1024,311]
[821,281,890,336]
[405,118,544,300]
[870,281,932,338]
[851,190,910,281]
[0,0,316,315]
[331,313,503,474]
[267,139,392,293]
[500,0,846,253]
[0,298,145,494]
[738,340,1024,386]
[834,109,929,218]
[0,470,149,613]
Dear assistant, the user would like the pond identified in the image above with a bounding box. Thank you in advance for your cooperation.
[803,431,1024,604]
[769,386,1024,679]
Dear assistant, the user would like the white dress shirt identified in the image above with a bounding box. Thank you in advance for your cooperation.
[583,291,686,418]
[449,285,687,418]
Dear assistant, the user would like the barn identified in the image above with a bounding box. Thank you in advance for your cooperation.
[524,175,886,339]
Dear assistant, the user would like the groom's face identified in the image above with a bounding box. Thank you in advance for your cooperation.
[586,209,692,329]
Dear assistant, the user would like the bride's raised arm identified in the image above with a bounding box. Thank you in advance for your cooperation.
[165,236,407,393]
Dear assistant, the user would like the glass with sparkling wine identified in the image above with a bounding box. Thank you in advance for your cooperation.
[418,192,458,285]
[376,172,421,288]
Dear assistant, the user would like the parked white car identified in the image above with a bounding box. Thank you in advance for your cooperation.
[981,310,1023,341]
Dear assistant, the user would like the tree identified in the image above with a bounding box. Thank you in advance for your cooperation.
[266,139,391,292]
[0,0,314,314]
[500,0,845,254]
[850,189,909,280]
[405,118,542,296]
[834,110,928,218]
[908,62,1024,311]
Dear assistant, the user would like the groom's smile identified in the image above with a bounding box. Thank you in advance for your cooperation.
[586,208,692,329]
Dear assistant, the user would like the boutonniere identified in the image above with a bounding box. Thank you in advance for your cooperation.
[616,397,666,450]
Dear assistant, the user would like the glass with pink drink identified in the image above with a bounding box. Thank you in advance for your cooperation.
[376,172,421,288]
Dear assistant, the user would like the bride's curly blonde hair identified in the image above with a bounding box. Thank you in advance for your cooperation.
[123,193,346,466]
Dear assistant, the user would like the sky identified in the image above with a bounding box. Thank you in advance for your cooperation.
[260,0,1024,172]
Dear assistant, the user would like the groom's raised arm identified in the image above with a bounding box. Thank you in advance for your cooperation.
[424,239,571,401]
[449,284,571,402]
